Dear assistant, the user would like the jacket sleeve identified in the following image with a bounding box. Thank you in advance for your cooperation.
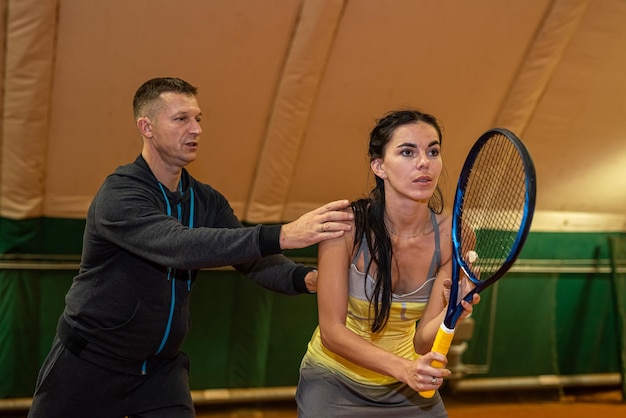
[90,174,311,294]
[206,185,314,295]
[233,256,315,295]
[91,177,275,268]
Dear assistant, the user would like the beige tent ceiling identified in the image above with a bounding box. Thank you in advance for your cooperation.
[1,0,625,232]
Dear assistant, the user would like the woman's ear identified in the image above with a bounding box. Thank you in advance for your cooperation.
[371,159,387,179]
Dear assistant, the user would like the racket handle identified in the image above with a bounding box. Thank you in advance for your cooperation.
[418,323,455,398]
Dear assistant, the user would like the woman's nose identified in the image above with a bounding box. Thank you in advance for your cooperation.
[416,153,430,168]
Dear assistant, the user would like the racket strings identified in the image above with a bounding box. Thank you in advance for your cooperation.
[460,133,528,279]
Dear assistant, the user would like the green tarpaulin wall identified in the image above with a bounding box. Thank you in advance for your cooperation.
[609,236,626,401]
[463,232,624,380]
[1,218,625,398]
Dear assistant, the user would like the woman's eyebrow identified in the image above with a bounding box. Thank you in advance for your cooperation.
[395,140,440,148]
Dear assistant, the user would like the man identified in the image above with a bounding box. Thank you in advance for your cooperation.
[28,77,352,417]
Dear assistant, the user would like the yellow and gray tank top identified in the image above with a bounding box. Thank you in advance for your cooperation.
[303,211,441,385]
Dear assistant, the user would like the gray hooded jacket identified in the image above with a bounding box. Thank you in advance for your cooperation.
[58,155,312,375]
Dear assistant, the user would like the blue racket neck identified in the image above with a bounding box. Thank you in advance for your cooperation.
[444,257,465,329]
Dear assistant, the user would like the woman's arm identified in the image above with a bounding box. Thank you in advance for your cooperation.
[413,258,451,354]
[413,213,480,354]
[414,270,481,355]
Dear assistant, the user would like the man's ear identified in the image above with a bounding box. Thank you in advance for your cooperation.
[137,117,153,138]
[371,158,387,179]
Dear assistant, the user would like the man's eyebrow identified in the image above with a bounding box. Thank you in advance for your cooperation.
[172,110,202,118]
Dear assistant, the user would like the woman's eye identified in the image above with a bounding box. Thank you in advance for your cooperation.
[429,148,440,157]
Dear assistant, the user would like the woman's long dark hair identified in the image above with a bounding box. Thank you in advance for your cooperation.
[352,110,444,333]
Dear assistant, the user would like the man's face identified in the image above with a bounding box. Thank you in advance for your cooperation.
[146,92,203,169]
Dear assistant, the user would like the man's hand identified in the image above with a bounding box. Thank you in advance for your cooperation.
[279,199,353,250]
[304,270,318,293]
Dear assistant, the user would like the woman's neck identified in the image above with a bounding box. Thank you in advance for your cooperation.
[384,203,432,239]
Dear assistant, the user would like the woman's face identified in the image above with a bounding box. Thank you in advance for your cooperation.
[372,121,442,204]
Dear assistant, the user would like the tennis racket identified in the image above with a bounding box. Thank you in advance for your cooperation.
[419,127,536,398]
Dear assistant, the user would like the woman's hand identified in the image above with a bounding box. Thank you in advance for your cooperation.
[399,352,451,392]
[442,276,481,320]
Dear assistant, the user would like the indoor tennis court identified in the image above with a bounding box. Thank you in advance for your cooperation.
[1,0,625,416]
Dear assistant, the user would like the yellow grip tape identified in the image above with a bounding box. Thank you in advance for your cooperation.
[419,323,455,398]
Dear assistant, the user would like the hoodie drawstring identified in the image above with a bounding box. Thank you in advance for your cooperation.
[143,181,194,375]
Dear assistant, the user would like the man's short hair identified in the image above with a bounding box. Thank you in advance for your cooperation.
[133,77,198,120]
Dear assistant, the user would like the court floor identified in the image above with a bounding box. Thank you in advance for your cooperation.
[192,387,625,418]
[0,387,622,417]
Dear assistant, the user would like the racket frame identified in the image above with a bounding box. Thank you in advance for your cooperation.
[445,128,536,330]
[419,128,536,399]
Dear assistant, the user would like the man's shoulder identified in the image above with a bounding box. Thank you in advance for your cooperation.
[106,157,151,182]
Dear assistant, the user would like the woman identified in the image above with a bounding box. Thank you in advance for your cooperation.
[296,110,479,417]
